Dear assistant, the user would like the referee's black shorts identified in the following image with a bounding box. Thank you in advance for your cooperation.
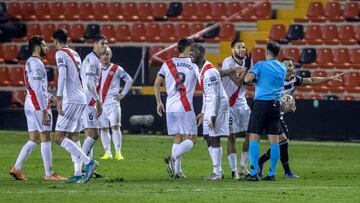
[248,100,282,136]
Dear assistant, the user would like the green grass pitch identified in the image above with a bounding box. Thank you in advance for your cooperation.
[0,130,359,203]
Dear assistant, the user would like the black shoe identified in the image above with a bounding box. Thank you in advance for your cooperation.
[262,175,275,181]
[164,156,174,177]
[243,174,259,181]
[93,171,106,179]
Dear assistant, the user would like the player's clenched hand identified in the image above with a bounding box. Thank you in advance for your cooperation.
[156,102,165,117]
[114,93,124,101]
[208,116,216,130]
[196,113,204,127]
[42,110,51,126]
[332,73,344,82]
[56,96,65,116]
[96,100,103,118]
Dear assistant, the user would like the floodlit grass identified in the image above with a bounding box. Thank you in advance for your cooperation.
[0,130,359,203]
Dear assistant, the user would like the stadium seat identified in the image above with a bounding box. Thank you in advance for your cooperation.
[338,25,357,45]
[41,23,56,42]
[350,48,360,69]
[166,2,182,18]
[94,2,110,21]
[355,25,360,42]
[299,48,316,64]
[137,3,154,21]
[152,3,168,19]
[314,48,334,69]
[196,3,213,21]
[101,24,116,43]
[49,2,65,21]
[166,47,179,59]
[211,2,227,21]
[296,70,311,78]
[3,44,18,64]
[131,23,147,42]
[306,94,322,100]
[0,67,10,86]
[11,91,26,106]
[7,2,22,20]
[281,48,301,63]
[312,70,328,77]
[84,24,100,40]
[241,2,257,21]
[218,23,236,41]
[108,2,124,21]
[122,3,139,21]
[263,24,287,44]
[115,25,131,42]
[306,2,325,22]
[251,48,266,64]
[64,2,80,20]
[292,94,305,100]
[342,2,360,20]
[159,23,176,42]
[57,23,70,32]
[79,2,95,21]
[189,23,205,38]
[286,24,304,42]
[46,67,55,82]
[342,95,357,101]
[145,23,161,42]
[174,23,191,39]
[344,72,360,92]
[321,25,339,45]
[69,24,85,43]
[17,45,30,64]
[34,2,51,21]
[0,45,4,64]
[333,48,351,69]
[298,25,322,45]
[148,46,167,63]
[324,2,343,22]
[327,71,346,92]
[178,2,197,21]
[8,67,24,86]
[225,2,242,21]
[21,2,36,21]
[26,24,42,40]
[255,1,272,20]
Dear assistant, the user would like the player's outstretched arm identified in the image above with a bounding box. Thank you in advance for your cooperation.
[154,74,165,117]
[301,72,344,86]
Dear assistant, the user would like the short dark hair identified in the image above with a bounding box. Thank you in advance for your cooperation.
[281,57,294,63]
[52,28,68,44]
[177,38,194,53]
[231,39,244,48]
[191,43,206,56]
[28,35,44,54]
[93,33,107,42]
[266,41,281,57]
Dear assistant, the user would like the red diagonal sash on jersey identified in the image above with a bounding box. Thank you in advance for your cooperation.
[23,66,40,110]
[88,68,103,106]
[60,48,83,86]
[229,86,241,107]
[101,64,118,103]
[165,59,191,112]
[200,63,214,90]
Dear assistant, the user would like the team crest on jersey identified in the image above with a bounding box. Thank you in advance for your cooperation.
[210,76,217,82]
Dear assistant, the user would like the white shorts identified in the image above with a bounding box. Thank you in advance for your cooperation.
[204,111,230,137]
[25,109,52,132]
[99,103,121,128]
[166,111,197,135]
[82,105,99,129]
[55,103,85,133]
[229,104,251,134]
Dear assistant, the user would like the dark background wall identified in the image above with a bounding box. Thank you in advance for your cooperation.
[1,95,359,141]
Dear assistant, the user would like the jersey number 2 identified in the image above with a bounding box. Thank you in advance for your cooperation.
[175,72,186,92]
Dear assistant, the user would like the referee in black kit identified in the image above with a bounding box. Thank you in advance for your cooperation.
[243,41,286,181]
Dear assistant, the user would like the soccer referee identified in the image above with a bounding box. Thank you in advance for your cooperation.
[244,41,286,181]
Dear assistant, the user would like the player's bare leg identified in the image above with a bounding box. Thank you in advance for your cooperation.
[227,133,239,179]
[10,132,39,180]
[239,132,250,176]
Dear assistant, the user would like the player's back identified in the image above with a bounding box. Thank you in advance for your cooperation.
[56,48,86,104]
[159,57,198,112]
[221,56,247,107]
[81,52,101,103]
[24,56,48,110]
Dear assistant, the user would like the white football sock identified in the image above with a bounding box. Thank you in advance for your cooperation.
[219,146,223,173]
[213,147,222,176]
[172,139,193,159]
[41,142,52,177]
[240,151,249,168]
[100,129,111,154]
[228,153,237,172]
[89,147,94,160]
[61,138,90,165]
[14,140,37,170]
[71,141,82,176]
[82,137,95,157]
[171,143,180,174]
[112,128,122,153]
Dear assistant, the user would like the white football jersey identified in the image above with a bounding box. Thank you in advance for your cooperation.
[99,63,132,105]
[81,52,101,105]
[199,61,229,117]
[55,48,86,105]
[24,56,50,111]
[158,57,199,112]
[221,56,248,107]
